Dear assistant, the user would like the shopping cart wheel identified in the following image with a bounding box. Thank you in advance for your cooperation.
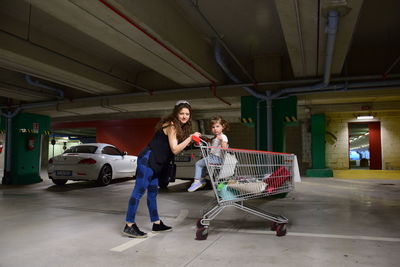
[276,224,287,237]
[270,222,278,231]
[196,219,205,228]
[195,227,208,240]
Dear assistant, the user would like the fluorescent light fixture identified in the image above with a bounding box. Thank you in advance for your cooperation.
[357,115,374,120]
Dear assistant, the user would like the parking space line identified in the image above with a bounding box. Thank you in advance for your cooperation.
[110,232,157,252]
[217,228,400,242]
[110,209,189,252]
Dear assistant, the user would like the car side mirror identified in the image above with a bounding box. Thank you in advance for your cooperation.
[123,151,128,156]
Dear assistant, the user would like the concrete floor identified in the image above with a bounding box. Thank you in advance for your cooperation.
[1,176,399,267]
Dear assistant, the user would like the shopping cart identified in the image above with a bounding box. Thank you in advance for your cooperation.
[191,136,296,240]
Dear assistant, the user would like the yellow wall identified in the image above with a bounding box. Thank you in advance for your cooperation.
[380,112,400,169]
[325,111,400,170]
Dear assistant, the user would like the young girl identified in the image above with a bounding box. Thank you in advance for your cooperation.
[123,100,201,238]
[188,115,229,192]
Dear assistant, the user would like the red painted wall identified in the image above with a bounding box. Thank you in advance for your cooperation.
[369,122,382,170]
[52,118,160,155]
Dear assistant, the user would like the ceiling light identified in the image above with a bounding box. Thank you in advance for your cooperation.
[356,115,374,120]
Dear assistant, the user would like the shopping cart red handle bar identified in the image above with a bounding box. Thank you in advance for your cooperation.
[191,135,201,144]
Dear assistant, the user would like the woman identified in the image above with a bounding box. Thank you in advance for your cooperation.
[123,100,201,238]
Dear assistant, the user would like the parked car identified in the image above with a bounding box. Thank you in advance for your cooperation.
[159,137,214,188]
[48,143,137,186]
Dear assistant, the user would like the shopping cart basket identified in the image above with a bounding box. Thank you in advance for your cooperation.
[192,136,296,240]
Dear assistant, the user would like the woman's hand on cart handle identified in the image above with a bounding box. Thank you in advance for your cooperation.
[191,133,201,144]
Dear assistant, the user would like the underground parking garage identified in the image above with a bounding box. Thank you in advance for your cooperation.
[1,0,400,266]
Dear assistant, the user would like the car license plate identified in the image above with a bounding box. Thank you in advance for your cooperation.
[174,155,191,162]
[56,170,72,176]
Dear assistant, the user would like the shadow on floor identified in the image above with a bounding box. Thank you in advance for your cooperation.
[45,177,134,192]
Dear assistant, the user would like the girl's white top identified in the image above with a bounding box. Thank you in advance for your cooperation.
[210,134,228,157]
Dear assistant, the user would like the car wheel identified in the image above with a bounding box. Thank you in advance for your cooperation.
[97,165,112,186]
[52,179,68,185]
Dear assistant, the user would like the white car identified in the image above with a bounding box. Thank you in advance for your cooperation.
[158,142,205,189]
[48,143,137,186]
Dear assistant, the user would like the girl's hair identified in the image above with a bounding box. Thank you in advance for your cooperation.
[210,115,229,131]
[156,102,193,142]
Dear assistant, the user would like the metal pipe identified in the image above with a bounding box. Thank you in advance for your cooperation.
[266,92,273,151]
[286,84,400,97]
[274,79,400,98]
[272,10,339,99]
[2,77,400,112]
[25,75,64,99]
[97,0,215,84]
[214,39,268,100]
[188,0,256,83]
[323,10,339,85]
[256,99,264,150]
[1,108,20,185]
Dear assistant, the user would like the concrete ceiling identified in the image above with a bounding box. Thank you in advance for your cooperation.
[0,0,399,122]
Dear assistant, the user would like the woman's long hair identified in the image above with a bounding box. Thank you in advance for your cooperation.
[156,103,193,142]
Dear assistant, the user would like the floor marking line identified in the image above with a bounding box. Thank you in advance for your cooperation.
[110,209,189,252]
[217,228,400,242]
[110,232,157,252]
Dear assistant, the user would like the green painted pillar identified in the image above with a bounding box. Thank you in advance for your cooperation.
[306,114,333,177]
[272,96,298,152]
[241,95,297,152]
[3,113,51,185]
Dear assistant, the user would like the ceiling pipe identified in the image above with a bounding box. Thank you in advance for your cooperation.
[284,84,400,98]
[214,39,267,100]
[97,0,231,105]
[213,10,340,101]
[97,0,214,83]
[322,10,339,85]
[383,55,400,79]
[25,75,64,100]
[3,78,400,112]
[187,0,256,83]
[274,79,400,99]
[271,10,339,99]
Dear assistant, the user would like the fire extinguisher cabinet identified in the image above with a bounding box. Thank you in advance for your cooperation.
[3,113,50,185]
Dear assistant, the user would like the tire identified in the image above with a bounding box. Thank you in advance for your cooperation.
[51,179,68,185]
[97,165,112,186]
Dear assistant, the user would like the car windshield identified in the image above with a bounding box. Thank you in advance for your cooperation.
[63,145,98,154]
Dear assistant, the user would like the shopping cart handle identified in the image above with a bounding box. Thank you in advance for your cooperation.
[191,135,201,144]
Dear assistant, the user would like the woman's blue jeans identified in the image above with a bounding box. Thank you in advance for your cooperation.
[126,149,159,223]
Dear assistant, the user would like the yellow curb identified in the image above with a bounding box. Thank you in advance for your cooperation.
[333,170,400,180]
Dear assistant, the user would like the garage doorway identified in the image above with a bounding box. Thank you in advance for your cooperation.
[348,122,382,170]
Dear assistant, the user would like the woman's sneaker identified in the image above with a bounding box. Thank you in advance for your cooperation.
[122,224,147,238]
[152,220,172,232]
[188,180,206,192]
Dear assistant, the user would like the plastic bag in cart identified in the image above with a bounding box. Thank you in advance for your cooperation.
[227,181,265,194]
[217,183,237,201]
[217,153,238,179]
